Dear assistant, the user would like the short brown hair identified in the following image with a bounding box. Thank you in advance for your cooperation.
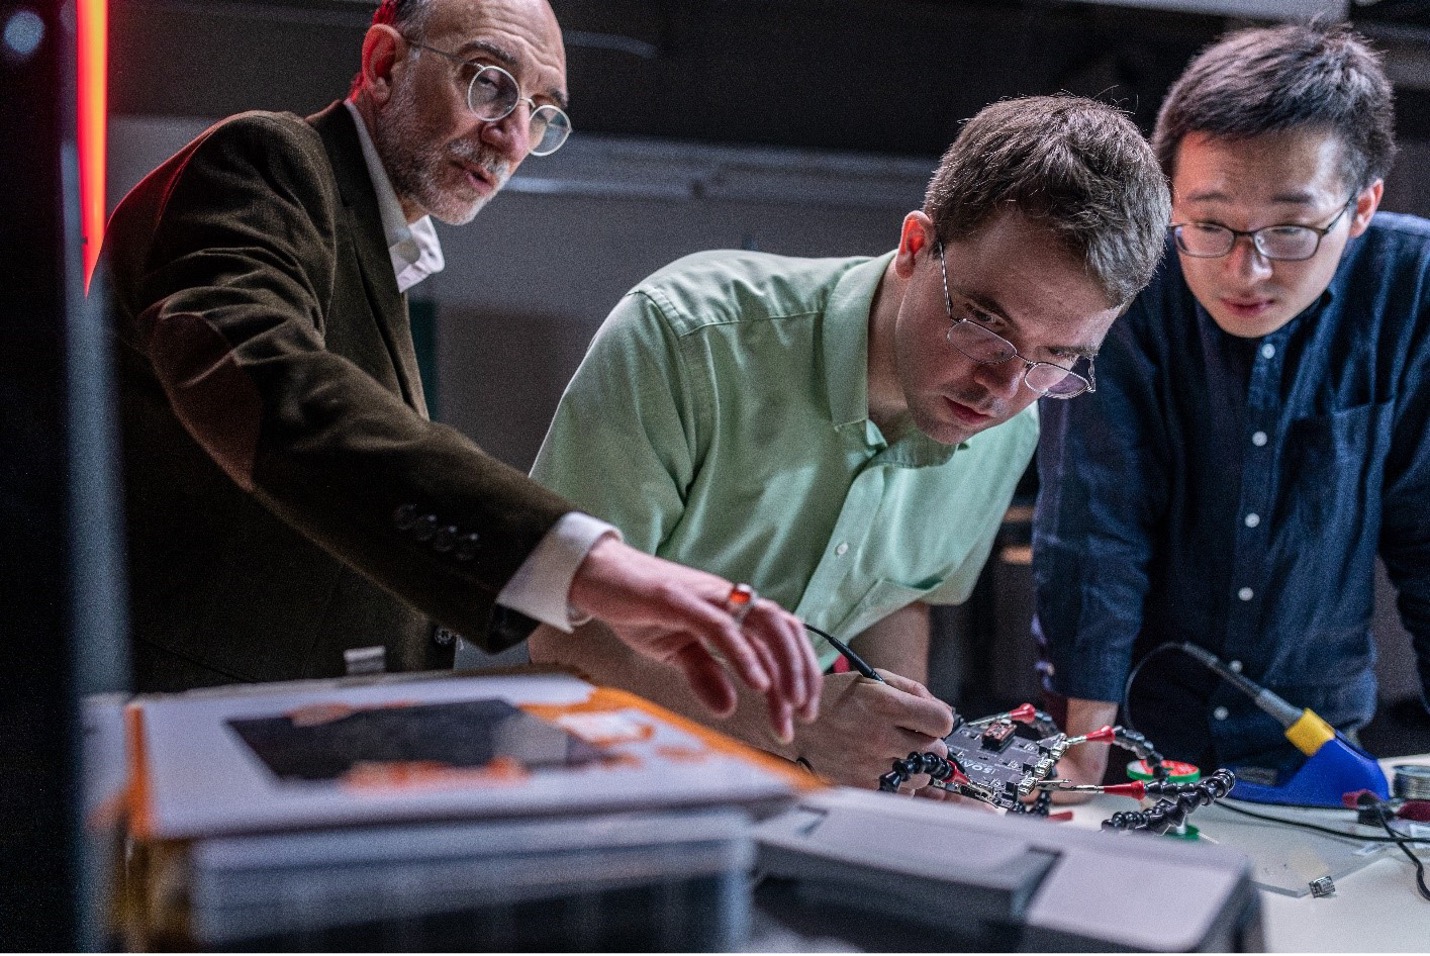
[1152,22,1396,194]
[924,95,1171,308]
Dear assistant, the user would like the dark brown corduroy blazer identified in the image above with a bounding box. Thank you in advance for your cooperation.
[101,102,571,691]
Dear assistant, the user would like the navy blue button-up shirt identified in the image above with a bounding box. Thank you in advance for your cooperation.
[1034,213,1430,769]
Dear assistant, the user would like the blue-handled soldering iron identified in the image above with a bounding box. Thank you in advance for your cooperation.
[1175,643,1389,807]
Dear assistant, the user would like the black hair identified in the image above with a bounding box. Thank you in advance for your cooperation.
[1153,22,1396,193]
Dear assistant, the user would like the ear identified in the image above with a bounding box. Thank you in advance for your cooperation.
[360,24,405,106]
[894,211,934,279]
[1347,179,1383,239]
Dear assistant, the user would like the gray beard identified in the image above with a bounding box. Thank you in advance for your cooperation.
[371,80,510,226]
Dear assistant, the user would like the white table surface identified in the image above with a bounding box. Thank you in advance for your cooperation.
[1066,753,1430,952]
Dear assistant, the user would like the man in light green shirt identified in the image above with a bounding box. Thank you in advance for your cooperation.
[531,96,1172,787]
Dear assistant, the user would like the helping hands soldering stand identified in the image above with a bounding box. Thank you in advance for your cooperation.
[878,703,1239,834]
[1173,643,1389,808]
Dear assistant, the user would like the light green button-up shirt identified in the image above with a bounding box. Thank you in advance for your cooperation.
[532,250,1038,669]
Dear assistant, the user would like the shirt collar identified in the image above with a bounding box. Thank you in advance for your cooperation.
[821,250,958,467]
[822,252,891,429]
[343,99,445,293]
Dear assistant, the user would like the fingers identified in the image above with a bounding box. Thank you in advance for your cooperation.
[702,598,817,716]
[567,540,823,738]
[792,675,944,780]
[746,599,820,721]
[880,671,935,697]
[888,674,942,703]
[670,643,738,718]
[877,676,956,739]
[764,687,795,745]
[741,613,782,696]
[893,726,948,759]
[1050,745,1110,804]
[690,601,774,696]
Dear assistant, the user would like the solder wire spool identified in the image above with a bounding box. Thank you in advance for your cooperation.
[1392,764,1430,801]
[1127,759,1202,840]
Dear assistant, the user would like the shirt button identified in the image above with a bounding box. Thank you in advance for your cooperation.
[1213,706,1230,721]
[1228,660,1243,673]
[1238,587,1254,601]
[455,532,481,561]
[393,503,420,530]
[1251,431,1268,447]
[433,525,458,552]
[1244,513,1260,528]
[1260,343,1276,359]
[835,542,849,556]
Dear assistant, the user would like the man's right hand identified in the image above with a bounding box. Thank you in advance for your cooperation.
[566,536,821,744]
[790,670,956,788]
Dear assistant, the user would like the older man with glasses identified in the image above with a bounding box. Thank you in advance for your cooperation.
[98,0,826,739]
[1035,23,1430,790]
[529,96,1171,787]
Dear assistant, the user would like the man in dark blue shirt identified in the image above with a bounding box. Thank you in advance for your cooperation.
[1034,22,1430,784]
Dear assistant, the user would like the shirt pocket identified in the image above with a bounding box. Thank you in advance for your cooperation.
[1282,401,1392,537]
[1270,624,1375,689]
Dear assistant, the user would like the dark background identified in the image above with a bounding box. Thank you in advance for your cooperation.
[8,0,1430,948]
[111,0,1430,151]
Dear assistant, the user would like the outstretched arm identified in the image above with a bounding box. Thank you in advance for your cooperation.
[533,600,952,787]
[566,536,821,741]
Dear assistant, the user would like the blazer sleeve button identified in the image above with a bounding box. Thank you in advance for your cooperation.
[413,514,438,541]
[433,525,458,552]
[455,532,481,561]
[393,503,420,530]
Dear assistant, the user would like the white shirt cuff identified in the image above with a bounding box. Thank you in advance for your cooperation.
[495,512,620,632]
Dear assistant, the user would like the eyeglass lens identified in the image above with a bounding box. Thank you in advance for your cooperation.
[466,64,570,155]
[1176,222,1323,260]
[1174,201,1352,261]
[946,320,1089,397]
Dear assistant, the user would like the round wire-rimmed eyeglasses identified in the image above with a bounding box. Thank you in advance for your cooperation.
[403,37,571,156]
[936,239,1095,399]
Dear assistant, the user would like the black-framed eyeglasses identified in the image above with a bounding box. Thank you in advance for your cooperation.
[1170,199,1354,262]
[403,37,571,156]
[936,240,1095,399]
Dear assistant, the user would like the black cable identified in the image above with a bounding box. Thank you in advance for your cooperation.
[1215,799,1430,844]
[803,622,883,682]
[1120,641,1186,738]
[1370,804,1430,902]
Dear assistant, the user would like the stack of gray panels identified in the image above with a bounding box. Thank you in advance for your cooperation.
[178,808,751,951]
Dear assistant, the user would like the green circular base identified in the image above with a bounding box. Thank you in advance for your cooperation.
[1164,823,1201,841]
[1127,758,1200,783]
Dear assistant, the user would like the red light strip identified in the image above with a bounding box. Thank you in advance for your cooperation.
[77,0,107,292]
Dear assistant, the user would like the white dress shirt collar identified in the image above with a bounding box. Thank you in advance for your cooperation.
[343,99,445,293]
